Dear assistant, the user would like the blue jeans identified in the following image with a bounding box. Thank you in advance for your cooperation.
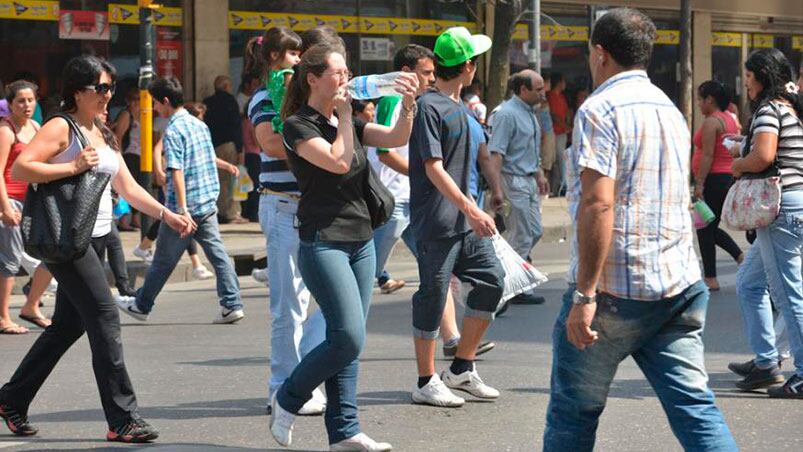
[136,211,242,313]
[259,195,325,400]
[412,232,505,339]
[736,190,803,377]
[372,200,416,285]
[544,281,736,452]
[277,237,375,444]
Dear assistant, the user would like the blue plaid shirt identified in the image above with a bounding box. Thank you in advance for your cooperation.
[163,109,220,217]
[566,70,701,301]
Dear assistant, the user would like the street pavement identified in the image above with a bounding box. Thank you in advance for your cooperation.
[1,236,802,451]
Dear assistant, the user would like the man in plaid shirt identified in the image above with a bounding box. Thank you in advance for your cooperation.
[117,77,244,325]
[542,9,736,452]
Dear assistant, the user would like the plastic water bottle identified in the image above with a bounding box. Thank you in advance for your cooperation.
[347,72,403,99]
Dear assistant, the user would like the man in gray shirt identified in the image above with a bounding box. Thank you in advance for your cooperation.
[488,70,549,305]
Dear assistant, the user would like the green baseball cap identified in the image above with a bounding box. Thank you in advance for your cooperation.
[434,26,492,67]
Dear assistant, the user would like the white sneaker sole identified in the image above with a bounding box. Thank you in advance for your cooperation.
[447,385,500,400]
[116,305,148,322]
[411,391,465,407]
[269,394,292,447]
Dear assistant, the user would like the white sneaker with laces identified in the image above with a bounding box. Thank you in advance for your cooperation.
[251,268,268,285]
[192,265,215,280]
[213,307,245,324]
[330,432,392,451]
[133,246,154,264]
[270,392,295,447]
[441,365,500,399]
[411,373,464,407]
[115,296,148,322]
[298,387,327,415]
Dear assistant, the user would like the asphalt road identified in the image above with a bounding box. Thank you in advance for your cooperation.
[1,240,801,451]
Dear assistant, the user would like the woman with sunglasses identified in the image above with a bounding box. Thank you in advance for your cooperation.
[269,42,417,451]
[0,55,195,443]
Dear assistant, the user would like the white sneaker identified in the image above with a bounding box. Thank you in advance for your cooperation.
[192,265,215,280]
[411,373,464,407]
[212,307,244,324]
[115,295,148,322]
[441,366,500,399]
[133,246,154,264]
[251,267,269,285]
[46,279,58,294]
[270,392,295,447]
[330,432,392,451]
[298,387,326,415]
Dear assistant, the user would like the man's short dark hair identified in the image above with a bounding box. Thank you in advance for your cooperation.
[511,73,533,96]
[591,8,657,68]
[550,72,564,87]
[394,44,435,72]
[435,57,476,81]
[148,76,184,108]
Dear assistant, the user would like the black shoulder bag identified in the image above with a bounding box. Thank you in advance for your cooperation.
[21,113,112,263]
[363,156,395,230]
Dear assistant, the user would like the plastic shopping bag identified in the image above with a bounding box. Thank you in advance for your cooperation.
[490,234,548,309]
[232,165,254,201]
[112,196,131,220]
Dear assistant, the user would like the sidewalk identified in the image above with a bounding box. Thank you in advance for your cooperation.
[11,198,574,292]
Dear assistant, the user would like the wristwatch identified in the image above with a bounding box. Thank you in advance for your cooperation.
[176,207,187,215]
[572,290,597,305]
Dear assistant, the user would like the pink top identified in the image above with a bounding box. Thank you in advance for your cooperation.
[242,117,260,155]
[692,110,739,176]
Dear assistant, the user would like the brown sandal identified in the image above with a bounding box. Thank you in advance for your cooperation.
[18,314,51,329]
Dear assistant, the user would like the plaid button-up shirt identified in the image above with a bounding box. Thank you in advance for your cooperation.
[566,70,701,301]
[164,108,220,217]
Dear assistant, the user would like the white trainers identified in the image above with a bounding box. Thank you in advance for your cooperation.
[115,295,148,322]
[133,246,154,264]
[270,392,295,447]
[441,366,500,400]
[411,373,465,407]
[212,307,245,324]
[192,265,215,280]
[298,387,326,415]
[330,432,392,451]
[251,267,269,285]
[46,279,58,294]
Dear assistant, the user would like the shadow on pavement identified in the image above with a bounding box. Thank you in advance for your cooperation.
[176,356,268,367]
[30,398,267,423]
[19,444,297,452]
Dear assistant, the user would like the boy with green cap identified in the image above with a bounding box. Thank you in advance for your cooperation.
[408,27,506,407]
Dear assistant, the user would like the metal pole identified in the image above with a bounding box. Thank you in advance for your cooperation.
[679,0,693,127]
[529,0,541,71]
[139,0,155,239]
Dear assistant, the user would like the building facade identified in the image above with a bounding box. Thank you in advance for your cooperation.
[1,0,801,128]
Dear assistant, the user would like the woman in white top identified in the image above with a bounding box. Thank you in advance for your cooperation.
[0,56,194,443]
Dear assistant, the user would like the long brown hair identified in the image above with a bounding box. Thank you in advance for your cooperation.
[280,43,341,121]
[243,26,303,83]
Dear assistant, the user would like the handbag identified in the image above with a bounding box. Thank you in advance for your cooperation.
[363,159,395,229]
[21,113,112,263]
[721,102,787,231]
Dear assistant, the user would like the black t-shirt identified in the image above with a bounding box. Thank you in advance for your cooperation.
[283,104,372,242]
[409,89,472,241]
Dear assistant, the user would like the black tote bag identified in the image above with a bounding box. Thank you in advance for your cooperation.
[21,113,111,263]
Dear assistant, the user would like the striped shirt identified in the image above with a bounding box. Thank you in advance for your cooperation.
[247,87,300,195]
[750,101,803,191]
[566,70,701,301]
[163,109,220,217]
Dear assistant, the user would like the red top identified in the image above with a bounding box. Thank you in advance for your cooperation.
[1,118,29,201]
[692,110,739,177]
[547,90,570,135]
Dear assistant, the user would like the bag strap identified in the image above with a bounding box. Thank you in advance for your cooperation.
[48,112,90,150]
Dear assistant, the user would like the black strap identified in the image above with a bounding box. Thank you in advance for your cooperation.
[48,112,90,150]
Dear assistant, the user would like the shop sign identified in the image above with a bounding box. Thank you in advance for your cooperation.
[108,3,182,27]
[156,29,182,80]
[360,37,393,61]
[59,10,109,41]
[0,0,58,21]
[655,30,680,45]
[752,34,774,48]
[712,32,742,47]
[792,36,803,50]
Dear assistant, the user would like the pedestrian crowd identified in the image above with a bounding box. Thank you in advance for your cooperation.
[0,6,802,452]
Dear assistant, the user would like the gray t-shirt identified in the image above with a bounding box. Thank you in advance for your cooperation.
[409,89,472,242]
[487,95,541,176]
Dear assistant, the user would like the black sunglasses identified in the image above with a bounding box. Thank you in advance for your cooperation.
[84,83,116,95]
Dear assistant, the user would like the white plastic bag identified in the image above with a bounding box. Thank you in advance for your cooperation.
[490,234,548,308]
